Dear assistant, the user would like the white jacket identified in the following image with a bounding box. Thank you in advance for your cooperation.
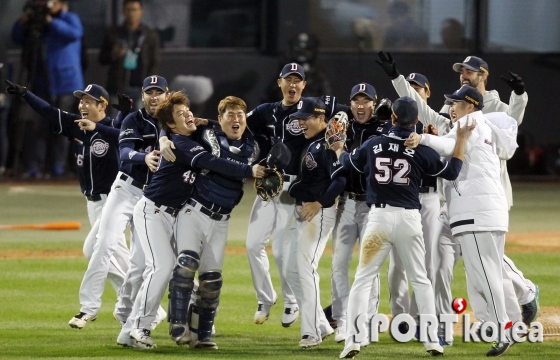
[419,111,509,235]
[441,89,528,208]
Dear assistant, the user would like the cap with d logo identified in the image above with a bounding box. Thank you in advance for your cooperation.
[73,84,109,105]
[142,75,169,92]
[452,56,489,74]
[350,83,377,101]
[279,63,305,80]
[405,73,430,90]
[289,97,326,120]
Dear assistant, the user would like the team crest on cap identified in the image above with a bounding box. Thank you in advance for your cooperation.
[286,118,303,135]
[91,139,109,157]
[305,153,317,170]
[464,56,471,62]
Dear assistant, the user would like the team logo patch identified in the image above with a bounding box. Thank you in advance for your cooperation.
[305,153,317,170]
[120,128,134,137]
[91,139,109,157]
[286,118,303,135]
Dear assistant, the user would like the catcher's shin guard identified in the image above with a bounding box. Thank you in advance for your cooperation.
[194,271,222,341]
[169,251,199,340]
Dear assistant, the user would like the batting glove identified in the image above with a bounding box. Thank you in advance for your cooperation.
[375,51,400,80]
[500,71,525,95]
[111,93,133,112]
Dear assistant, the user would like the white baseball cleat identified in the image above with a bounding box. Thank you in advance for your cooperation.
[340,344,360,358]
[117,329,134,347]
[68,312,97,329]
[425,343,444,356]
[170,324,191,345]
[150,307,167,330]
[334,324,346,343]
[282,306,299,327]
[321,326,335,340]
[130,328,157,349]
[299,335,321,348]
[254,303,273,324]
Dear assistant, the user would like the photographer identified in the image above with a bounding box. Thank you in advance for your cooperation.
[12,0,84,178]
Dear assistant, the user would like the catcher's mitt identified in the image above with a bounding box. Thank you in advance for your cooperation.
[325,111,348,149]
[254,168,283,202]
[374,98,393,121]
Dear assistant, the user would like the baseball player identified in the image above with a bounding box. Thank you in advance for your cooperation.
[442,56,539,328]
[281,97,347,348]
[118,93,265,348]
[4,81,130,298]
[69,75,167,330]
[405,86,518,356]
[330,83,390,343]
[332,96,472,358]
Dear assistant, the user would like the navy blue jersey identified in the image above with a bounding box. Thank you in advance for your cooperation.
[191,125,259,213]
[246,95,346,176]
[339,126,462,209]
[288,130,347,207]
[344,118,392,193]
[118,108,161,185]
[24,91,119,196]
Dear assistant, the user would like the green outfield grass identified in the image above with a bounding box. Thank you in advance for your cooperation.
[0,182,559,359]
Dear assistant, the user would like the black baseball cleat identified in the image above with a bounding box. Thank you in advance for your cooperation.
[521,285,540,326]
[486,341,511,357]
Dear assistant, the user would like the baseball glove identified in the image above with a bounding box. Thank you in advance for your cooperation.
[374,98,393,121]
[254,168,283,202]
[325,111,348,149]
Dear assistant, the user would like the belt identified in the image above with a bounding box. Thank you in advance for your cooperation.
[347,192,366,202]
[120,173,146,190]
[283,174,297,183]
[155,203,180,217]
[419,186,436,194]
[372,203,415,210]
[187,199,230,221]
[86,194,103,202]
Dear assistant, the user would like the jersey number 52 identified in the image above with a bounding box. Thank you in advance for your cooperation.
[375,158,410,185]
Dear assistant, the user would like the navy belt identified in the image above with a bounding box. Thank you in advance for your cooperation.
[348,192,366,202]
[372,203,415,210]
[120,173,146,190]
[86,194,103,202]
[155,204,180,217]
[419,186,436,194]
[187,199,230,221]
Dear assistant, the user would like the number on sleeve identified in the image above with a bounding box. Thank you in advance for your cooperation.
[76,154,84,167]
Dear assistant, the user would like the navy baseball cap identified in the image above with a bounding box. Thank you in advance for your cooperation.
[142,75,169,92]
[289,97,326,120]
[406,73,430,90]
[452,56,489,74]
[444,85,484,110]
[391,96,418,125]
[350,83,377,101]
[279,63,305,80]
[73,84,109,105]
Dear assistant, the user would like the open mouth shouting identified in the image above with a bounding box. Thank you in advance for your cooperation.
[355,110,369,123]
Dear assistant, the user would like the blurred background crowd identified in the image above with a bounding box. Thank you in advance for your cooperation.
[0,0,559,180]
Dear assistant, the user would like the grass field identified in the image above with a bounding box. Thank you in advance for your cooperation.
[0,181,559,359]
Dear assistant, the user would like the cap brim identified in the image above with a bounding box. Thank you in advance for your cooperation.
[406,79,427,88]
[350,91,375,101]
[143,85,166,92]
[289,111,313,120]
[281,71,304,80]
[73,90,101,102]
[453,62,480,73]
[444,94,464,102]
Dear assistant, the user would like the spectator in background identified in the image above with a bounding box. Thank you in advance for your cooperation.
[383,1,428,51]
[12,0,84,178]
[439,18,470,51]
[99,0,160,111]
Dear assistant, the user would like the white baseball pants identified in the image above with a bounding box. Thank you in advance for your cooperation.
[283,205,337,340]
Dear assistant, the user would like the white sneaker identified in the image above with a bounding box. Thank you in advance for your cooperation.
[299,335,321,348]
[130,328,157,349]
[335,324,346,343]
[321,326,335,340]
[151,307,167,330]
[254,303,273,324]
[68,312,97,329]
[282,306,299,327]
[425,343,444,356]
[340,343,360,358]
[117,329,134,347]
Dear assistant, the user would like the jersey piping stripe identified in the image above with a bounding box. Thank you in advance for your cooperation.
[89,132,98,196]
[472,232,500,327]
[119,137,143,143]
[57,109,63,134]
[347,155,365,174]
[190,151,207,167]
[428,160,449,177]
[450,219,474,228]
[331,165,345,179]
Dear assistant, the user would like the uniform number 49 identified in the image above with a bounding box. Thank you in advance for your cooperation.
[182,170,196,184]
[375,158,410,185]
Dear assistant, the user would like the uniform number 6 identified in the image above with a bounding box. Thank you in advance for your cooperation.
[375,157,410,185]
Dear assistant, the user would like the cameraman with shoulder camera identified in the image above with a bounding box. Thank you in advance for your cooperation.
[12,0,84,178]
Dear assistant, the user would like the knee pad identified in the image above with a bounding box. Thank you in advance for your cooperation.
[197,271,222,310]
[175,250,200,279]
